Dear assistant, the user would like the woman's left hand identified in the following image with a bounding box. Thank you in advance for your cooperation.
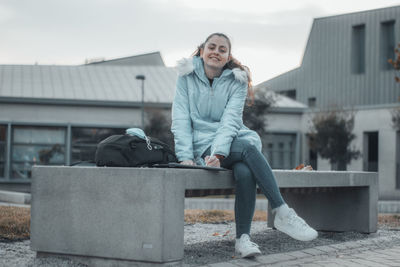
[205,155,220,167]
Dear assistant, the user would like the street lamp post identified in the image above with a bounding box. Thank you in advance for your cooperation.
[135,75,146,129]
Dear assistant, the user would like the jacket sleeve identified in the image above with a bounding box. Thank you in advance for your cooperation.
[211,81,247,157]
[171,76,194,161]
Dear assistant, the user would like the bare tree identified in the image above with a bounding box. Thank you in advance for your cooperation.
[388,43,400,130]
[388,43,400,83]
[243,90,275,138]
[144,109,174,150]
[308,110,360,170]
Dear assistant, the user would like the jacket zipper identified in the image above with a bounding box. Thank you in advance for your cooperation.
[210,80,214,96]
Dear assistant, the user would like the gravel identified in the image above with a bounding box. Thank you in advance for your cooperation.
[1,222,400,267]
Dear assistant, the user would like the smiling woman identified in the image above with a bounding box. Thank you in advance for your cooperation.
[171,32,318,259]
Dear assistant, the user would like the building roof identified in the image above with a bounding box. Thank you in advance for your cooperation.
[271,93,307,109]
[0,63,308,111]
[0,64,177,104]
[86,51,165,66]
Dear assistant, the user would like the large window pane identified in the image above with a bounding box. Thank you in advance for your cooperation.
[351,24,366,74]
[0,163,4,178]
[0,125,6,178]
[11,126,66,179]
[380,20,395,70]
[71,127,125,163]
[263,133,296,170]
[12,145,65,164]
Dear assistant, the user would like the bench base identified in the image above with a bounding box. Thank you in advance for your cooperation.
[31,167,186,265]
[268,186,377,233]
[37,252,182,267]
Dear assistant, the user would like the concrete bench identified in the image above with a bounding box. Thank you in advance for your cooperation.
[30,166,378,266]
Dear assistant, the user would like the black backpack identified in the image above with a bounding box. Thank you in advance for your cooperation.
[95,134,177,167]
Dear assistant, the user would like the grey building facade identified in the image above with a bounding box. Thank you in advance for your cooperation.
[257,5,400,108]
[0,55,176,192]
[257,6,400,200]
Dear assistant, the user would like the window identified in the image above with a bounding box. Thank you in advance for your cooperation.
[351,24,366,74]
[11,126,66,179]
[363,132,378,172]
[380,20,395,70]
[278,89,296,100]
[308,97,316,108]
[71,127,125,163]
[308,135,317,170]
[263,133,296,169]
[0,125,6,178]
[278,142,284,168]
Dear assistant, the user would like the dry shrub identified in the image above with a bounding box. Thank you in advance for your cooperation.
[0,206,30,241]
[184,209,267,224]
[378,214,400,228]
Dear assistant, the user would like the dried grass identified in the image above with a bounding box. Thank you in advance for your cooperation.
[0,206,30,241]
[184,209,267,224]
[0,206,399,242]
[378,214,400,228]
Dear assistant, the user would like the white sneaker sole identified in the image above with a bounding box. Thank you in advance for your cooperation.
[235,250,261,258]
[275,223,318,241]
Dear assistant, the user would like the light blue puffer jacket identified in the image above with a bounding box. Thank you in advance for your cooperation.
[171,56,262,164]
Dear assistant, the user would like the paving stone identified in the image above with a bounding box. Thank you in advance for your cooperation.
[348,258,386,267]
[328,243,349,250]
[208,262,239,267]
[386,246,400,253]
[342,241,363,249]
[313,245,337,253]
[376,249,400,257]
[284,250,311,259]
[366,258,400,267]
[310,261,342,267]
[330,258,366,267]
[300,248,327,256]
[229,258,260,267]
[255,253,296,265]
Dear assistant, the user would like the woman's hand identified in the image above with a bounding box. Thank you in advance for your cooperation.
[180,160,196,166]
[205,156,220,167]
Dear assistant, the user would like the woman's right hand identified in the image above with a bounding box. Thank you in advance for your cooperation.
[180,160,196,166]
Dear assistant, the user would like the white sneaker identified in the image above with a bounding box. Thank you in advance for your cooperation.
[274,205,318,241]
[235,234,261,258]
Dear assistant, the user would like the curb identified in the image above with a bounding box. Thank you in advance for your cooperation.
[206,234,400,266]
[0,190,31,204]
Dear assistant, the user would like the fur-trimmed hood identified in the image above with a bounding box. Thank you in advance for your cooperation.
[176,57,248,84]
[172,56,261,162]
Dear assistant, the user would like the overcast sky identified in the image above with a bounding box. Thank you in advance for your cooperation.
[1,0,400,84]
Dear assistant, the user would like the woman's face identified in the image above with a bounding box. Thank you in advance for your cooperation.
[200,35,231,70]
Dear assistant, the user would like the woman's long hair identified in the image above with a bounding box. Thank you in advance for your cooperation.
[192,33,254,103]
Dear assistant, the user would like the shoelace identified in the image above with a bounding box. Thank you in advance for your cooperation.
[249,241,259,248]
[241,235,259,248]
[286,209,309,229]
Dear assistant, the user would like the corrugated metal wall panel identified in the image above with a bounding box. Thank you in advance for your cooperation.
[258,6,400,109]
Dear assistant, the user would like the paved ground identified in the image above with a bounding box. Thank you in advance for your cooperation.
[1,226,400,266]
[203,232,400,267]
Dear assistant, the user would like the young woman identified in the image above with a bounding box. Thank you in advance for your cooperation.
[171,33,317,258]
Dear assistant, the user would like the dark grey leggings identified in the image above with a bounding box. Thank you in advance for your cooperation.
[203,138,285,238]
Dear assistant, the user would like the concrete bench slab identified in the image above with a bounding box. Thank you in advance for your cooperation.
[30,166,378,266]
